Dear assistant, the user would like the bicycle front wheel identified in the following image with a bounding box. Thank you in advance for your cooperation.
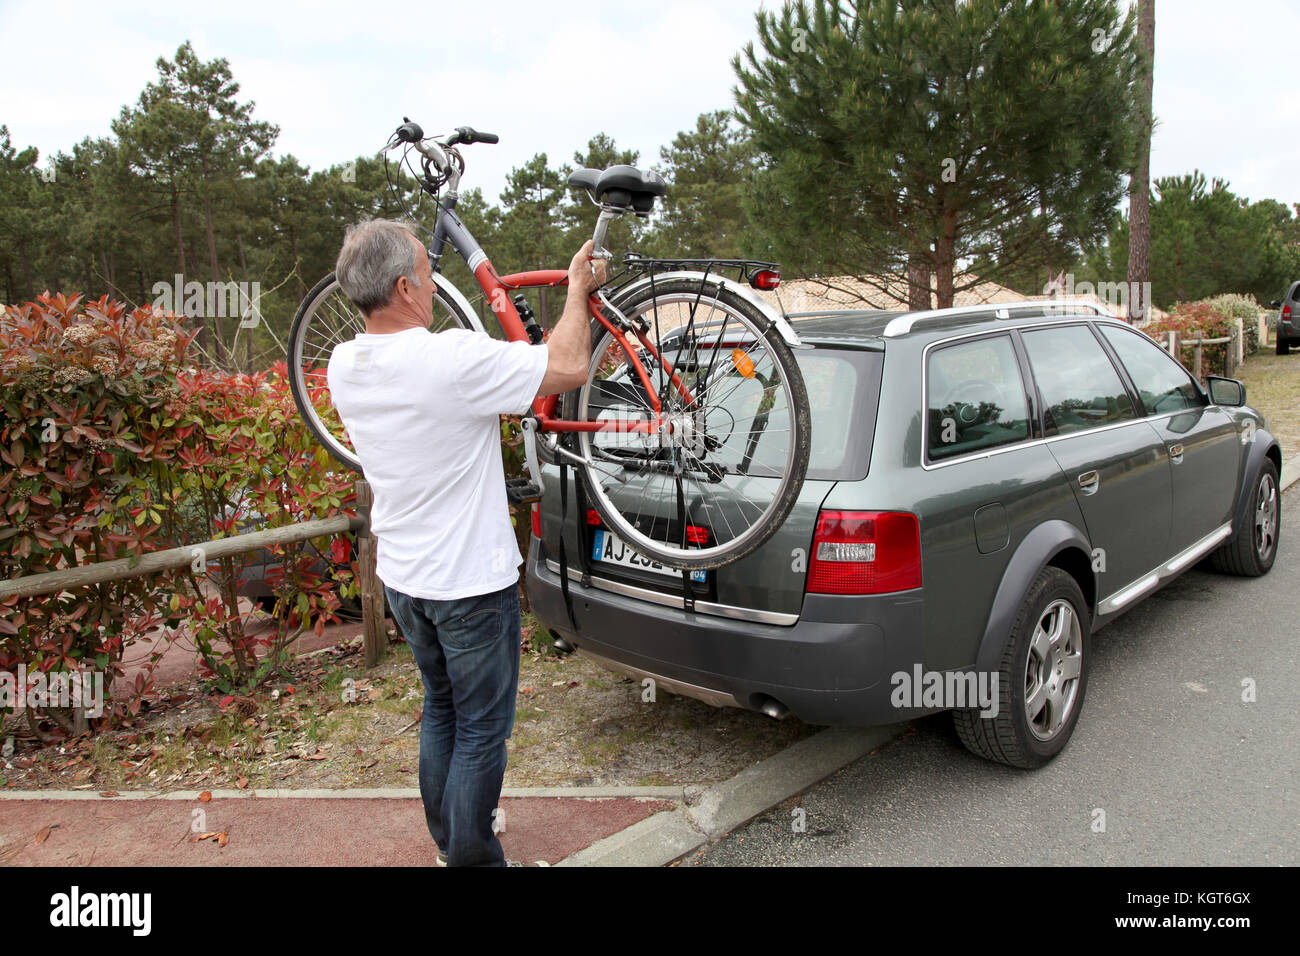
[287,272,477,472]
[562,276,810,570]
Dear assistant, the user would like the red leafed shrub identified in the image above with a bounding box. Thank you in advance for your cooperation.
[163,362,357,693]
[0,293,191,736]
[1,294,358,739]
[1143,301,1233,383]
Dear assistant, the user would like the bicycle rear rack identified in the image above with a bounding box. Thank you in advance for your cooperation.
[619,253,780,289]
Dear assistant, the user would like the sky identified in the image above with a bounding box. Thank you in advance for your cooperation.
[1,0,1298,210]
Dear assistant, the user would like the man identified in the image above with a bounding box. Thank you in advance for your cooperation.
[327,219,604,866]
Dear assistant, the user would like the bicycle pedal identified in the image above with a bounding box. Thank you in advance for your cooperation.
[505,477,543,506]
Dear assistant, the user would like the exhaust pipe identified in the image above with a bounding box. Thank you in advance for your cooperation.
[549,631,575,654]
[758,697,790,720]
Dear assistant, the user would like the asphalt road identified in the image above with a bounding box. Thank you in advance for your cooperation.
[694,487,1300,867]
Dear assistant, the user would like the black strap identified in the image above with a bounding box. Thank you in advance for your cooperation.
[572,461,595,585]
[557,458,577,628]
[675,472,695,613]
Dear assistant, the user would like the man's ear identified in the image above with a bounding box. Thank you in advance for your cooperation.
[394,275,414,304]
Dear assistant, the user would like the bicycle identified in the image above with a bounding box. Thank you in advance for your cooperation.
[287,119,811,570]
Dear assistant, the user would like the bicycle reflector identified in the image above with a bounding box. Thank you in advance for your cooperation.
[732,348,756,378]
[807,510,921,594]
[750,269,781,290]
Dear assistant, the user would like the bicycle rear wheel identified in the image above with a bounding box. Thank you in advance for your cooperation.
[562,276,810,570]
[287,272,477,472]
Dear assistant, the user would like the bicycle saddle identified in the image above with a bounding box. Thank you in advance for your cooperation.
[569,165,666,214]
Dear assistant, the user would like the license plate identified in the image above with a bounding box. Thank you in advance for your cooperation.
[592,529,707,583]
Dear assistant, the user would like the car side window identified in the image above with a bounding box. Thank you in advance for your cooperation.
[1099,324,1204,415]
[1021,324,1136,436]
[926,335,1030,461]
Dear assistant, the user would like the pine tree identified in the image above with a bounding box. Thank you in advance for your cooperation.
[733,0,1142,307]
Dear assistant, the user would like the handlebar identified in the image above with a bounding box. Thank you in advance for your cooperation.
[392,118,498,150]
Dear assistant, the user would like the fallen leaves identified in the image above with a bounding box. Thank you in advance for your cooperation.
[34,823,59,845]
[194,829,229,847]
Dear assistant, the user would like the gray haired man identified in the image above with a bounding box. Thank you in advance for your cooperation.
[327,219,604,866]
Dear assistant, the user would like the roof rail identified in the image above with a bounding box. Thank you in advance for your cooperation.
[881,298,1114,338]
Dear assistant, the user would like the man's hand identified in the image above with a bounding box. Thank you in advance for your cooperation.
[567,240,608,298]
[537,242,603,396]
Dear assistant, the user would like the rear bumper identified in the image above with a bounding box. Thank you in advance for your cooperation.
[524,538,936,726]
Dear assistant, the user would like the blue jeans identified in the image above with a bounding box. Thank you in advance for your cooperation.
[384,582,521,867]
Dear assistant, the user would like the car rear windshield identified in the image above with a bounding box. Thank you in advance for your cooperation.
[747,346,881,481]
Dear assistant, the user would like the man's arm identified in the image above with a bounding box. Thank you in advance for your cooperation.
[535,240,607,396]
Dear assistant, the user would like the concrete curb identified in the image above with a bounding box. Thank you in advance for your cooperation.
[0,785,684,801]
[556,725,901,866]
[1280,456,1299,492]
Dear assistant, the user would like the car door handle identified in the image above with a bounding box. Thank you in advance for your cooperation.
[1168,443,1184,463]
[1077,470,1100,494]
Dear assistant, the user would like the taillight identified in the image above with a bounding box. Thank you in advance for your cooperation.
[750,269,781,290]
[1284,305,1292,321]
[686,525,709,544]
[586,509,601,526]
[531,502,542,538]
[806,510,921,594]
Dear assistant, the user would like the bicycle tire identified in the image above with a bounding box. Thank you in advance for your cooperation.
[561,276,810,570]
[287,271,477,472]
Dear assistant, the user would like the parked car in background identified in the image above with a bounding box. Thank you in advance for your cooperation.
[1270,281,1300,354]
[526,300,1282,769]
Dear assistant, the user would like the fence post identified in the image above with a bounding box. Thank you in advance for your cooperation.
[355,479,387,667]
[1193,332,1203,380]
[1227,321,1241,377]
[1166,330,1181,360]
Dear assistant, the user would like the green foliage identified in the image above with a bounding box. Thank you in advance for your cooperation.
[1206,293,1264,355]
[1081,172,1300,308]
[645,111,762,260]
[733,0,1141,305]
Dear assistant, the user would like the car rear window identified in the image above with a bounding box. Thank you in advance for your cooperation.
[745,347,882,481]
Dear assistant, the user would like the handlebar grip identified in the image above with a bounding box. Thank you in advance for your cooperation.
[395,120,424,143]
[450,126,498,145]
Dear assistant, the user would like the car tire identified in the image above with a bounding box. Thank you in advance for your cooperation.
[1277,336,1290,355]
[953,567,1089,769]
[1210,458,1280,577]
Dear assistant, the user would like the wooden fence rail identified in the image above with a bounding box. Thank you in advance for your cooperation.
[1,480,389,666]
[1161,327,1239,379]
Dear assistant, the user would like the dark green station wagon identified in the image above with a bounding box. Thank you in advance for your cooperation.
[525,301,1282,767]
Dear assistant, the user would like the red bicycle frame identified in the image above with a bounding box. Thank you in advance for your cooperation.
[469,259,697,438]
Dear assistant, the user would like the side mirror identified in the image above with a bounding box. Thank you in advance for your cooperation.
[1270,300,1282,308]
[1207,376,1246,407]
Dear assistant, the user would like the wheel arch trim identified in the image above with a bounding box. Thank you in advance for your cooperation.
[973,520,1095,675]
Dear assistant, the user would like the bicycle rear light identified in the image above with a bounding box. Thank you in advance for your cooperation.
[750,269,781,290]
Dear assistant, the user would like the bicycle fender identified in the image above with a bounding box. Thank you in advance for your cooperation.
[434,276,489,335]
[611,271,808,349]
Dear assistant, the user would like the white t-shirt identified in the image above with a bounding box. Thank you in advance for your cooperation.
[326,326,549,601]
